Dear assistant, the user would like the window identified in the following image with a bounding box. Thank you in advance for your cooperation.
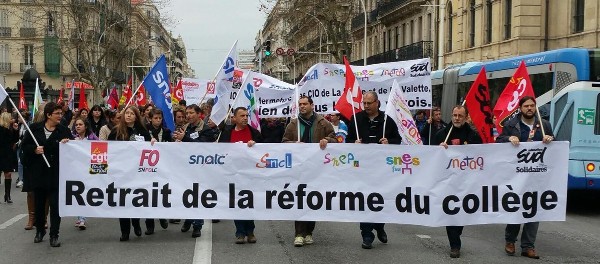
[485,0,493,43]
[395,26,399,48]
[387,29,392,51]
[426,13,432,41]
[0,10,8,28]
[47,11,56,36]
[383,32,386,52]
[24,44,33,65]
[447,2,453,52]
[402,23,407,46]
[504,0,512,40]
[0,44,8,63]
[409,20,414,44]
[469,0,476,47]
[417,17,422,42]
[573,0,585,33]
[22,10,33,28]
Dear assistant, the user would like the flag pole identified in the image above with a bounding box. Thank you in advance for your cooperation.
[351,102,360,142]
[536,106,546,137]
[199,40,238,105]
[4,91,51,168]
[443,100,466,144]
[124,82,143,109]
[295,86,301,141]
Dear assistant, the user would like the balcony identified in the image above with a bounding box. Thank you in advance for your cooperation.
[20,28,35,38]
[0,62,10,72]
[20,63,35,72]
[351,9,379,32]
[378,0,411,17]
[351,40,433,65]
[20,0,34,2]
[0,27,10,37]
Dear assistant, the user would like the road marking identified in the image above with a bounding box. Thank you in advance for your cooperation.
[0,214,27,230]
[416,234,431,239]
[192,221,212,264]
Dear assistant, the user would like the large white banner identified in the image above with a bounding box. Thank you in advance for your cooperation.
[298,58,432,114]
[60,141,568,227]
[181,78,214,105]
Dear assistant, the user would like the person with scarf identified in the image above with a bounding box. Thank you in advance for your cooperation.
[282,96,337,247]
[144,108,170,234]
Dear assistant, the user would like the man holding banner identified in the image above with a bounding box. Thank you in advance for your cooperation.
[496,96,554,259]
[282,96,336,247]
[433,105,482,258]
[346,91,401,249]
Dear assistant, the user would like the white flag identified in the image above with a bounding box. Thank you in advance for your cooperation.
[233,71,261,131]
[385,80,423,145]
[32,78,44,118]
[210,41,238,125]
[0,85,8,104]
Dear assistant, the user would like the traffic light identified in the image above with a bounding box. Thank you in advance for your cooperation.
[264,40,271,57]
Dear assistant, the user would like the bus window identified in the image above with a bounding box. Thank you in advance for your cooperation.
[488,77,510,106]
[432,84,443,108]
[530,72,554,97]
[589,50,600,81]
[556,104,574,141]
[457,82,473,104]
[596,93,600,135]
[553,93,568,126]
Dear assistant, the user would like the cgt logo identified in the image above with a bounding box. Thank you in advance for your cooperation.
[516,147,547,173]
[256,153,292,169]
[386,154,420,174]
[324,153,359,167]
[90,142,108,174]
[410,62,430,77]
[446,156,484,170]
[139,149,159,173]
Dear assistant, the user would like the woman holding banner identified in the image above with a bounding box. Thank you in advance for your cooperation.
[108,105,154,241]
[21,102,73,247]
[72,117,98,230]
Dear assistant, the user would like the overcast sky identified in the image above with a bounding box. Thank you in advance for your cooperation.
[167,0,267,79]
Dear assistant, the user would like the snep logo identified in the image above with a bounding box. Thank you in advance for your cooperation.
[446,156,484,170]
[386,154,420,174]
[139,149,159,173]
[188,153,227,165]
[324,153,359,167]
[516,147,547,173]
[410,62,430,77]
[90,142,108,174]
[256,153,292,169]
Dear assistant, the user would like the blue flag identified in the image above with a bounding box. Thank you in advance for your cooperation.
[141,55,175,132]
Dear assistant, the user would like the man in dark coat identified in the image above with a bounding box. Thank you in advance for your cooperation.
[496,96,554,259]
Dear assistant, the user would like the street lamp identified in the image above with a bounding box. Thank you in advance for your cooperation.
[96,19,128,61]
[295,8,330,63]
[358,0,367,66]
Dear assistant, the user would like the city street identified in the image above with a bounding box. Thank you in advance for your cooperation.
[1,190,600,264]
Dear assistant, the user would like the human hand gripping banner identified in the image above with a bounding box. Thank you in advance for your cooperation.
[60,141,568,226]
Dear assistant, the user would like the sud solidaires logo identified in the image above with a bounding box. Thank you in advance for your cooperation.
[90,142,108,174]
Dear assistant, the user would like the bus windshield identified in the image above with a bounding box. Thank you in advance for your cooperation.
[590,50,600,81]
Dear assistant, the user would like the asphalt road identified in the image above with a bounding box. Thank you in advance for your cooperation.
[1,189,600,264]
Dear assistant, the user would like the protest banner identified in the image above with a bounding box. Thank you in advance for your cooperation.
[181,78,215,105]
[60,141,568,227]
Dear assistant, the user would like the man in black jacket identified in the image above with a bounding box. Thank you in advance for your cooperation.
[420,107,447,145]
[496,96,554,259]
[219,107,263,244]
[346,91,402,250]
[433,105,482,258]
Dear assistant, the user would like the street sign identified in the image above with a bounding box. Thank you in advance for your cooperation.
[577,108,595,125]
[287,48,295,56]
[276,47,285,55]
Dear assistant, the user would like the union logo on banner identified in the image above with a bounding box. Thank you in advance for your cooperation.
[90,142,108,174]
[206,82,216,94]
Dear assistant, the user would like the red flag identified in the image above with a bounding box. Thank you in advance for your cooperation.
[119,76,133,106]
[78,83,88,110]
[107,87,119,109]
[57,87,64,104]
[465,67,494,143]
[18,82,27,110]
[173,79,184,102]
[335,56,363,120]
[493,61,535,134]
[136,84,147,106]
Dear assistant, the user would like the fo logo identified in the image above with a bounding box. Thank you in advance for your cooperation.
[90,142,108,174]
[139,149,159,173]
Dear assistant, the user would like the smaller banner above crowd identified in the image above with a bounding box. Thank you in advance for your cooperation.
[298,58,433,114]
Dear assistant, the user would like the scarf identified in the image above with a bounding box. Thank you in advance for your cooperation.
[298,114,316,143]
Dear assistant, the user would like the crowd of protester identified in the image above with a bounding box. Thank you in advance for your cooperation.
[0,95,553,259]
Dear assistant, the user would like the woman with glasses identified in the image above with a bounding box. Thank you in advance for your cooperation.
[21,102,73,247]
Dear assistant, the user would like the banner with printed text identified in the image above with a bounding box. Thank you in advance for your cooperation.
[59,141,568,226]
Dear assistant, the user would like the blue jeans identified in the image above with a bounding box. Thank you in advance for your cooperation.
[184,219,204,229]
[505,222,539,249]
[234,220,255,237]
